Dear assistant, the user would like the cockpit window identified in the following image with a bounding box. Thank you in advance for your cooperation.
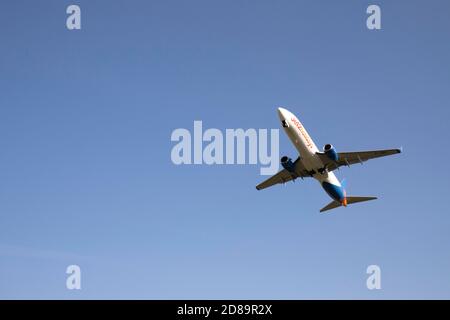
[282,120,289,128]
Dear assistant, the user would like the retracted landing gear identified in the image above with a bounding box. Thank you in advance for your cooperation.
[318,165,328,175]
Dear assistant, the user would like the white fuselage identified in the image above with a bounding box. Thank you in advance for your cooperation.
[277,108,341,189]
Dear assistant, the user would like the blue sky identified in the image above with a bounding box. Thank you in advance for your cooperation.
[1,0,450,299]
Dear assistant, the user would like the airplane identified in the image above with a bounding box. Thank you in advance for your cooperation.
[256,107,401,213]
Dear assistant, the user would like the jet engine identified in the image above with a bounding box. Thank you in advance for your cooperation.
[323,144,339,161]
[281,156,296,173]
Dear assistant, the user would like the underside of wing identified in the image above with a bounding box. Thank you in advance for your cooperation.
[318,148,402,172]
[255,157,310,190]
[255,169,297,190]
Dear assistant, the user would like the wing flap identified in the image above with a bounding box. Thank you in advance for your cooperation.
[256,169,296,190]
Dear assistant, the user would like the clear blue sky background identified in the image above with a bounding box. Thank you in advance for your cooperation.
[1,0,449,299]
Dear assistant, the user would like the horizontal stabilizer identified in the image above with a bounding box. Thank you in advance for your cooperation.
[346,196,377,204]
[320,196,377,213]
[320,200,341,212]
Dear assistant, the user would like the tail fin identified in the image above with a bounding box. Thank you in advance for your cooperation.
[320,196,377,213]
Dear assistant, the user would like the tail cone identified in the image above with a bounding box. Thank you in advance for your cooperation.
[341,179,347,206]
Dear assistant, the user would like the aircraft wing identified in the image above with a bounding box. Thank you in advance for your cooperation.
[317,148,402,172]
[256,157,310,190]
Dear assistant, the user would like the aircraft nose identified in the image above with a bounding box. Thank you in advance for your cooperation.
[277,107,286,120]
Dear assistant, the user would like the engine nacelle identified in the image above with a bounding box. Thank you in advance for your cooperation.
[281,156,295,173]
[323,144,338,161]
